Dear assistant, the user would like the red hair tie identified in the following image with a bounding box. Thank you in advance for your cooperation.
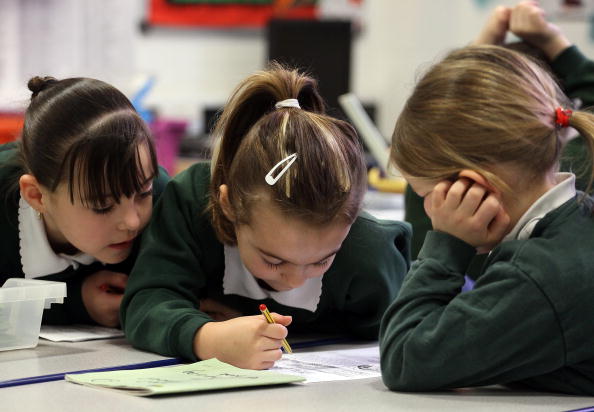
[555,107,572,128]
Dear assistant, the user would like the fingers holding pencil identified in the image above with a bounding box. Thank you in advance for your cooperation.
[264,311,293,327]
[259,304,293,354]
[193,312,291,370]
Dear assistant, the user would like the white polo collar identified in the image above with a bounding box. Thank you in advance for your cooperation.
[503,173,576,242]
[222,245,322,312]
[18,196,96,278]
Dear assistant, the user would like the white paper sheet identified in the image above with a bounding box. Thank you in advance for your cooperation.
[272,345,380,383]
[39,324,124,342]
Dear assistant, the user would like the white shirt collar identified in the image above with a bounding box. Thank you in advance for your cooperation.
[18,196,96,278]
[503,173,576,242]
[222,245,322,312]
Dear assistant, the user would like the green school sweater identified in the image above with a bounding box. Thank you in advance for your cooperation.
[405,45,594,260]
[379,195,594,395]
[0,142,170,324]
[121,162,412,361]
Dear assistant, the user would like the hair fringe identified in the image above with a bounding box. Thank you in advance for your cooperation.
[14,77,158,207]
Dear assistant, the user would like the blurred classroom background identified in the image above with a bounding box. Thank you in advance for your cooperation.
[1,0,594,218]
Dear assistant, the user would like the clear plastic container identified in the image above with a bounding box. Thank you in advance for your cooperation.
[0,278,66,351]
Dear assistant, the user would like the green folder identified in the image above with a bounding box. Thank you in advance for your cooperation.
[65,358,305,396]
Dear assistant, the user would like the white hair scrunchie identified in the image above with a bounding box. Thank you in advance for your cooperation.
[274,98,301,109]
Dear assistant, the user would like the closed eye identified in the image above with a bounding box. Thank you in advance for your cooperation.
[92,205,114,215]
[139,188,153,199]
[263,258,283,270]
[313,259,330,267]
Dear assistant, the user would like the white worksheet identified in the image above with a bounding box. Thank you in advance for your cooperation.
[272,345,380,383]
[39,324,124,342]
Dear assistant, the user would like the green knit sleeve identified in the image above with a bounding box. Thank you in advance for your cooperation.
[379,231,564,392]
[120,164,214,361]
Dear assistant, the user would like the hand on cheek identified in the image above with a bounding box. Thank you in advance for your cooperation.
[428,178,510,252]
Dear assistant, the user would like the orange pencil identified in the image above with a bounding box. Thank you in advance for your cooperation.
[259,304,292,354]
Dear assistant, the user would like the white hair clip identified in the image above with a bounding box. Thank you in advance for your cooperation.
[275,98,301,109]
[265,153,298,186]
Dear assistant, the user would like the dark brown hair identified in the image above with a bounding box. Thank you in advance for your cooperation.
[14,76,158,208]
[208,63,366,245]
[391,45,594,194]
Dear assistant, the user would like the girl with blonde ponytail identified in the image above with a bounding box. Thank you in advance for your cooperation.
[379,43,594,395]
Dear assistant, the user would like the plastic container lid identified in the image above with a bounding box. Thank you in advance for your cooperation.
[0,278,67,308]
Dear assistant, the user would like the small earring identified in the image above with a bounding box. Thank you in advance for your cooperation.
[36,211,42,220]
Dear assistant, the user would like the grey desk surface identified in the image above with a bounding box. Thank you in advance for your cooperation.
[1,338,593,412]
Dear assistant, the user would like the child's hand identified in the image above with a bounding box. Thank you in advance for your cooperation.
[425,179,510,253]
[199,298,242,321]
[193,313,292,370]
[81,270,127,327]
[509,1,571,60]
[473,5,511,45]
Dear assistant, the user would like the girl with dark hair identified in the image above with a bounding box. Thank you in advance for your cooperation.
[121,63,411,370]
[0,76,169,327]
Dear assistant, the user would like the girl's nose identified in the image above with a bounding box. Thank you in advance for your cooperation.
[283,266,308,289]
[118,199,141,232]
[287,274,306,289]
